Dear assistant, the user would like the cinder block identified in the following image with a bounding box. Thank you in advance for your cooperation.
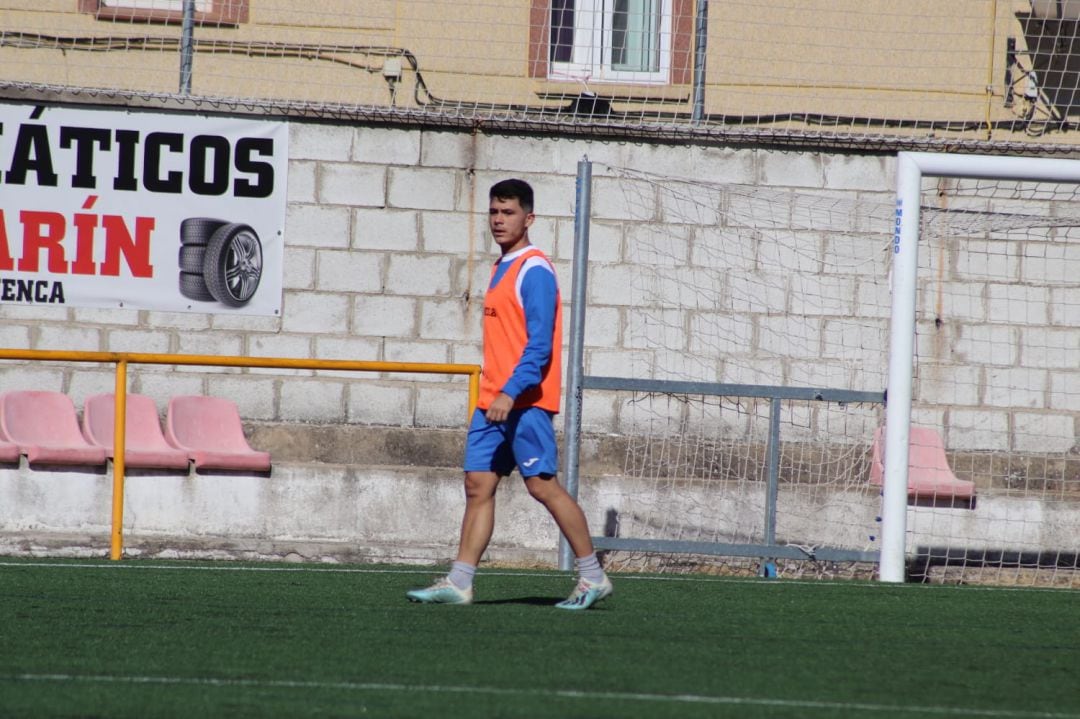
[956,240,1019,282]
[554,218,622,263]
[354,295,417,338]
[352,209,419,251]
[319,163,386,207]
[588,264,638,306]
[388,168,457,211]
[984,367,1047,408]
[107,329,172,354]
[352,127,421,165]
[71,307,140,326]
[384,339,451,381]
[67,371,120,405]
[135,370,206,401]
[416,384,473,427]
[281,292,350,334]
[317,250,383,294]
[953,324,1017,365]
[821,319,888,362]
[282,247,316,290]
[175,331,243,358]
[591,176,653,221]
[36,325,101,352]
[1050,287,1080,326]
[247,333,313,362]
[475,135,564,173]
[823,154,891,191]
[418,298,478,342]
[1014,412,1074,453]
[288,161,317,203]
[206,376,278,420]
[290,124,353,161]
[0,324,30,348]
[1020,327,1080,368]
[1049,372,1080,411]
[314,336,383,362]
[419,211,482,254]
[281,379,346,422]
[386,255,452,297]
[789,275,855,316]
[760,151,825,189]
[0,367,66,392]
[347,382,415,425]
[420,130,475,169]
[758,316,822,359]
[988,284,1048,324]
[914,366,981,406]
[286,204,351,249]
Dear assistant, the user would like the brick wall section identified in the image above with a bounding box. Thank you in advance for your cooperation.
[0,120,1077,455]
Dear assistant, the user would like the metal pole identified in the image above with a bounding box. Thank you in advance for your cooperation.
[880,153,922,583]
[109,360,128,560]
[691,0,709,124]
[763,397,780,548]
[560,156,593,571]
[179,0,195,94]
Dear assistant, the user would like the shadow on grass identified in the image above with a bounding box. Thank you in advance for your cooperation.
[474,596,559,606]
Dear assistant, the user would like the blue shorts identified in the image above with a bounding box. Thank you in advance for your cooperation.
[463,406,559,478]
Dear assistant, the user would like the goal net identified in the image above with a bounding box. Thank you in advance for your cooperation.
[582,158,1080,587]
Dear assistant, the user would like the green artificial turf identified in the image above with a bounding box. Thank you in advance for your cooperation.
[0,559,1078,718]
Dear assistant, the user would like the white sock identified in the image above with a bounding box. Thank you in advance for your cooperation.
[447,561,476,590]
[575,553,605,584]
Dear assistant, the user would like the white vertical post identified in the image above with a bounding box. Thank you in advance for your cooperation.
[880,152,923,583]
[881,151,1080,583]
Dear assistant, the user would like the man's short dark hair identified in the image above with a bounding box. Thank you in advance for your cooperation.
[489,179,534,213]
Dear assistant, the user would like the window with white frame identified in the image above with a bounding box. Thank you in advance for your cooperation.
[549,0,674,84]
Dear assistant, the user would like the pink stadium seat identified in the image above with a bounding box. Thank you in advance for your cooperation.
[870,426,976,500]
[0,391,107,466]
[164,395,271,472]
[0,437,19,463]
[82,393,190,470]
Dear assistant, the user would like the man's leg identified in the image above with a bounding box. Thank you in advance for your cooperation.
[406,471,501,605]
[457,470,502,565]
[525,474,613,610]
[522,474,593,558]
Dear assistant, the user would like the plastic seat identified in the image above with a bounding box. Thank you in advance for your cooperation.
[0,390,107,466]
[164,395,271,471]
[82,393,191,470]
[870,426,976,500]
[0,437,19,463]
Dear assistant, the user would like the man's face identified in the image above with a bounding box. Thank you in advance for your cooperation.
[489,196,534,252]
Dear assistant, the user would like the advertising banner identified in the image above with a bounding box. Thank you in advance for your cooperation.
[0,103,287,315]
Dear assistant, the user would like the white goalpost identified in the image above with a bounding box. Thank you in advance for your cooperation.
[883,151,1080,582]
[565,152,1080,587]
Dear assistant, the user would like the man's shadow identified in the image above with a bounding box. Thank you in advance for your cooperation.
[474,597,560,606]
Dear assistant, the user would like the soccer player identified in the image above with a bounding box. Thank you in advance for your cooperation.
[406,178,612,610]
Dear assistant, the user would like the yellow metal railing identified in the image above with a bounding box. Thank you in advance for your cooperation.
[0,348,481,561]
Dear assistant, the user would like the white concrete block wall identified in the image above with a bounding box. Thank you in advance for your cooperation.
[0,119,1076,458]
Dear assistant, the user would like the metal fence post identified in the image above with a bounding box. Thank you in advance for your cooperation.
[179,0,195,94]
[560,156,593,571]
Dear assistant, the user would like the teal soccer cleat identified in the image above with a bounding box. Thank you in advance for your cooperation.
[406,577,473,605]
[555,575,613,611]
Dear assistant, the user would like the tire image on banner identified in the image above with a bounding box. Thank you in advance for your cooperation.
[179,218,263,307]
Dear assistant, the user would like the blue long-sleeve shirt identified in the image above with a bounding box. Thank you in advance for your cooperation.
[488,247,558,401]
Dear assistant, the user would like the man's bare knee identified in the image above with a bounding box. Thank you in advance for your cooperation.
[464,472,500,501]
[525,474,565,504]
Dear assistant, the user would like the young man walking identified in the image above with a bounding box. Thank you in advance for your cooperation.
[406,178,612,610]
